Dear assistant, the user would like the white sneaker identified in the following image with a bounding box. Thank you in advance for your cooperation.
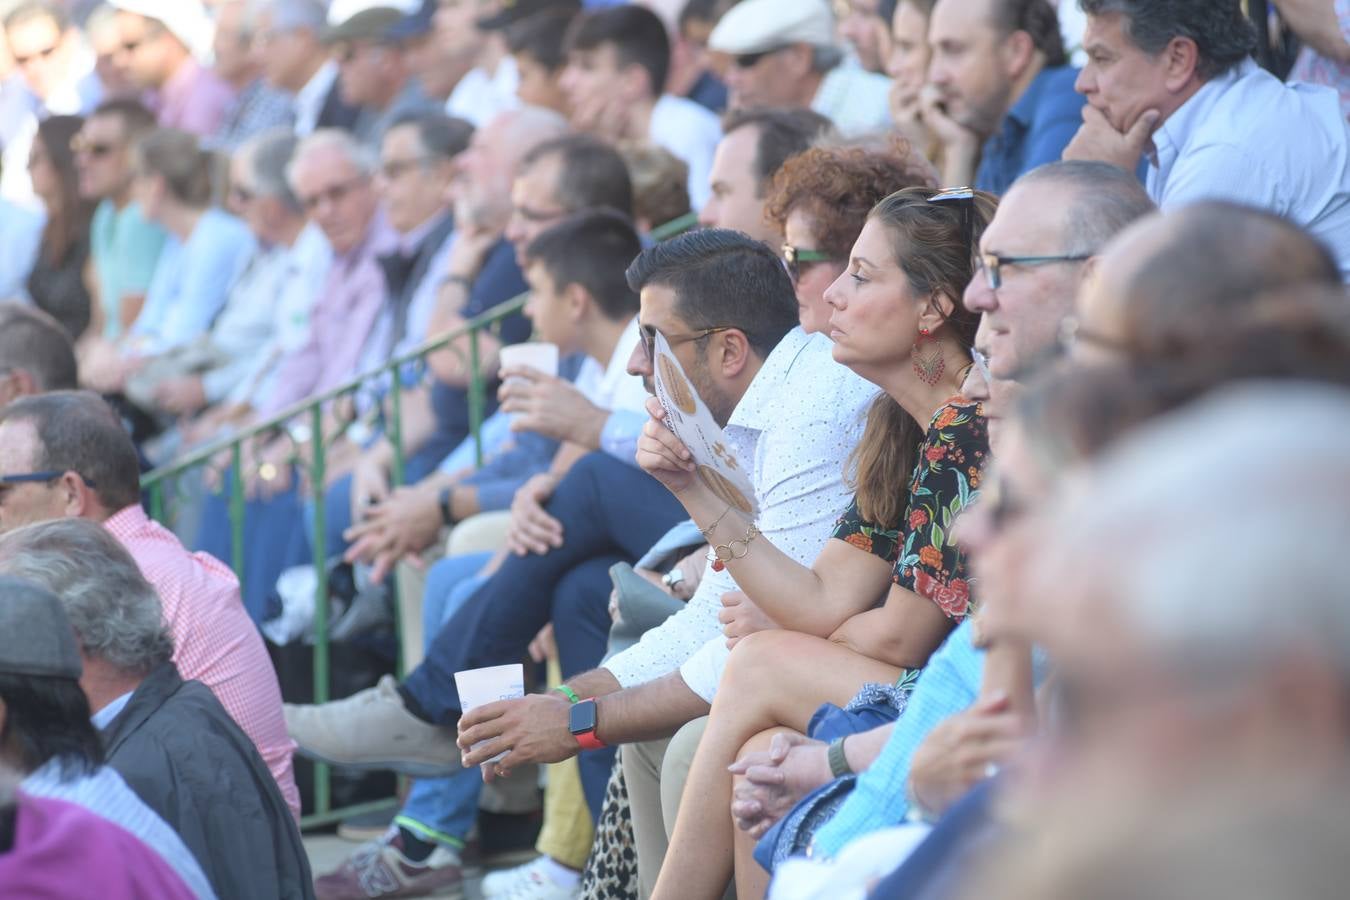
[482,857,578,899]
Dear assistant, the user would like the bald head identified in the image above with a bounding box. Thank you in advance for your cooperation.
[1078,202,1341,357]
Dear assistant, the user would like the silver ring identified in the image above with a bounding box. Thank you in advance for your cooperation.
[984,762,999,780]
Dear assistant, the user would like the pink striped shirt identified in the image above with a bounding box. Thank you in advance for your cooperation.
[103,505,300,821]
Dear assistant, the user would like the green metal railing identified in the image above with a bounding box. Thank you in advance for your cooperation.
[141,212,698,829]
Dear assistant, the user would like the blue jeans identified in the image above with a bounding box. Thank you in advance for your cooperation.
[395,552,494,847]
[195,471,310,624]
[401,452,687,813]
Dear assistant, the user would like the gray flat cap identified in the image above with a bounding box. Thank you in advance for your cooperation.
[0,576,82,679]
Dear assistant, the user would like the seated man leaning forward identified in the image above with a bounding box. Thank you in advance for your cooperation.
[0,519,313,900]
[281,228,878,886]
[0,390,300,818]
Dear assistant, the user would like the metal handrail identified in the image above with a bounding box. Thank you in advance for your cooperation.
[141,212,696,829]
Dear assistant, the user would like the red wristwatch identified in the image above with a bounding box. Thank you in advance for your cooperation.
[568,698,606,751]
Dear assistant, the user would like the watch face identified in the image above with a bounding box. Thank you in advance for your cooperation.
[569,699,598,736]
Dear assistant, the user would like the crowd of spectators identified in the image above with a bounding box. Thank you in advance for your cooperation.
[0,0,1348,899]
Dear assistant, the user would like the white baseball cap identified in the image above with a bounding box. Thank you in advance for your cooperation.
[109,0,214,60]
[708,0,836,55]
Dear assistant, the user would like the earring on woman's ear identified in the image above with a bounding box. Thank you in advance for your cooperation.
[911,326,945,386]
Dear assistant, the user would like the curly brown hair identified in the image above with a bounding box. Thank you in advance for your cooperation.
[764,140,937,260]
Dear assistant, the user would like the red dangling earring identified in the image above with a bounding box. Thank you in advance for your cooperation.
[912,327,945,386]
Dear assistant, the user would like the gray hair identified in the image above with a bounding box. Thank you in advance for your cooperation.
[240,127,301,211]
[1047,383,1350,680]
[286,128,377,190]
[0,520,174,677]
[251,0,326,33]
[1078,0,1256,80]
[1013,161,1157,257]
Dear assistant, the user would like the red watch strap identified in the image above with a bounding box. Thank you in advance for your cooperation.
[574,730,606,751]
[573,697,606,751]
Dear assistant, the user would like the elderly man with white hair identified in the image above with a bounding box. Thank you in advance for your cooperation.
[0,518,314,900]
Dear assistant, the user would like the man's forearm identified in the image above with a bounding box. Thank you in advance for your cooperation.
[590,672,711,745]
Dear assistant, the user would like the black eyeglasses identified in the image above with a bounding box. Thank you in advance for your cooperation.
[298,175,369,213]
[977,251,1091,290]
[781,243,834,286]
[640,324,735,364]
[0,471,97,489]
[927,186,976,258]
[733,46,787,68]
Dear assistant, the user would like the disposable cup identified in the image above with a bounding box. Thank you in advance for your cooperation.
[454,664,526,763]
[498,342,559,380]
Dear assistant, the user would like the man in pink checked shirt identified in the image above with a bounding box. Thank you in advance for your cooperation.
[0,390,300,821]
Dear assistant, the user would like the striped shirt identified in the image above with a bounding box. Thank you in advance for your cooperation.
[22,760,217,898]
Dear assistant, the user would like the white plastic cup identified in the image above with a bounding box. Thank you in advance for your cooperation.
[498,342,559,381]
[454,664,526,764]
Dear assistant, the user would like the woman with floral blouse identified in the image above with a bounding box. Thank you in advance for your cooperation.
[637,186,996,900]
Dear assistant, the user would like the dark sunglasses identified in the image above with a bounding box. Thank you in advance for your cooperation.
[71,137,117,158]
[781,244,834,286]
[14,44,58,67]
[733,46,787,68]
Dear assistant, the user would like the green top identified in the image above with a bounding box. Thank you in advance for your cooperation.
[90,199,168,340]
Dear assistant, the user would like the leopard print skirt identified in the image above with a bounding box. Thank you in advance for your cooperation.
[578,753,640,900]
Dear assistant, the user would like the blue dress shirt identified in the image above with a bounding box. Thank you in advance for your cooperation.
[974,65,1085,196]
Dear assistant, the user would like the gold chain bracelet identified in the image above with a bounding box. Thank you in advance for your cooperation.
[709,523,760,572]
[699,504,735,542]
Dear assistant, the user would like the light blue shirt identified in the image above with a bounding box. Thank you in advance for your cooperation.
[91,691,134,731]
[1148,59,1350,280]
[0,197,42,299]
[130,208,256,354]
[22,760,217,898]
[809,625,1049,860]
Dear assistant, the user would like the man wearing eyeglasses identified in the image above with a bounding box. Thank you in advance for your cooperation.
[1,1,102,208]
[707,0,892,137]
[76,98,167,346]
[962,160,1153,381]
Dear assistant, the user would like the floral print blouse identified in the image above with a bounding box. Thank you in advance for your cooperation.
[832,399,989,621]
